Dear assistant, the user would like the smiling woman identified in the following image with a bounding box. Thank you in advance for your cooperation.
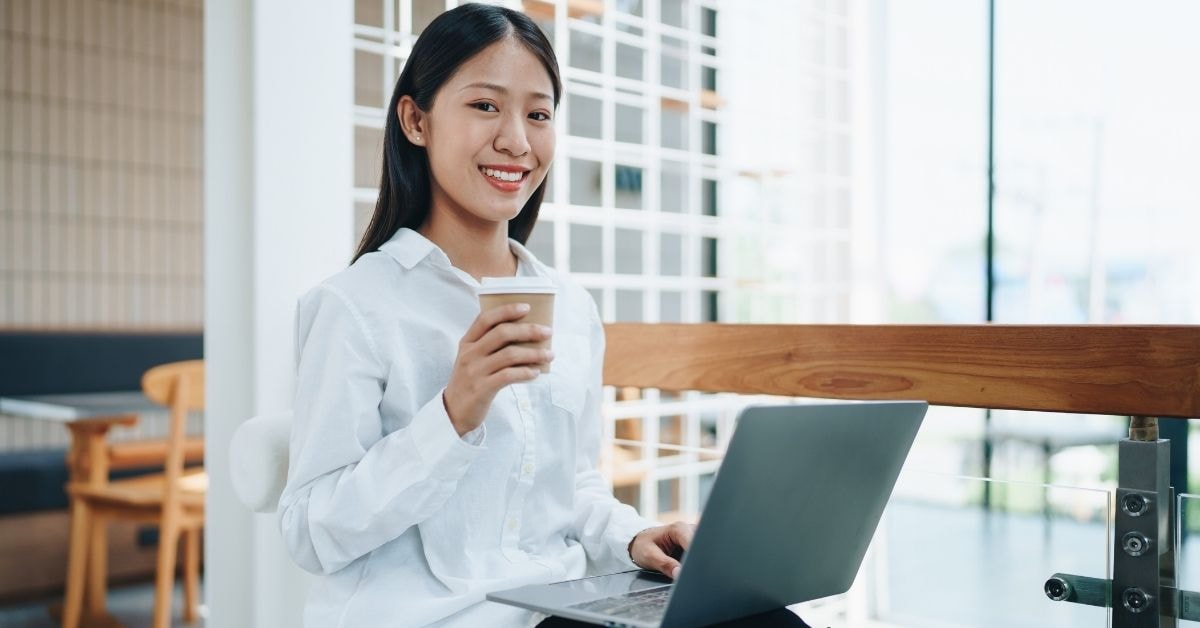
[352,4,562,265]
[398,45,558,232]
[277,4,690,628]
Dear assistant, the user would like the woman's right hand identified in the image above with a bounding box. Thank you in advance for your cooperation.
[443,302,554,436]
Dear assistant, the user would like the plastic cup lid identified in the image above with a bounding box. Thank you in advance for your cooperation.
[477,276,557,295]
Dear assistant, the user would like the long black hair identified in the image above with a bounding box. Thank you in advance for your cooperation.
[353,3,562,263]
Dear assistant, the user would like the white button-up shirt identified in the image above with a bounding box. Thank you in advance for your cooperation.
[279,228,657,627]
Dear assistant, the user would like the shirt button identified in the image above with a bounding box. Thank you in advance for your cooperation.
[522,463,534,474]
[519,400,532,412]
[507,520,518,531]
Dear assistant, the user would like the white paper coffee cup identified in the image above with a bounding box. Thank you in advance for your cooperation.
[478,277,556,373]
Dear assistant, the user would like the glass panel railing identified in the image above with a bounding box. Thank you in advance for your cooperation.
[856,471,1112,627]
[1178,493,1200,606]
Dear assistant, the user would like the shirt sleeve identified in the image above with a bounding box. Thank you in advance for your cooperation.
[277,284,486,576]
[570,298,659,573]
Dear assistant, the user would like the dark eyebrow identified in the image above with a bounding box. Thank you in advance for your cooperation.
[459,81,553,102]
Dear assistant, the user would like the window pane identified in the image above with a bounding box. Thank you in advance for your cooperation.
[660,290,683,322]
[701,7,717,37]
[355,126,383,188]
[660,106,688,150]
[355,50,385,108]
[570,30,603,73]
[356,0,384,28]
[616,43,645,81]
[616,289,644,321]
[661,161,689,213]
[412,0,442,34]
[615,228,643,274]
[569,158,602,206]
[702,121,717,156]
[569,223,602,272]
[701,290,719,322]
[661,0,685,28]
[701,237,717,278]
[568,93,603,139]
[658,477,681,515]
[354,202,374,249]
[660,232,683,276]
[701,178,717,216]
[880,0,987,323]
[616,0,643,17]
[994,0,1200,325]
[615,104,645,144]
[660,36,688,89]
[614,164,643,209]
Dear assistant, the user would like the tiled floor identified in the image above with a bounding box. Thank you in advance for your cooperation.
[0,582,205,628]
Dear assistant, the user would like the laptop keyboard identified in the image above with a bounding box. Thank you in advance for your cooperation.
[568,585,672,623]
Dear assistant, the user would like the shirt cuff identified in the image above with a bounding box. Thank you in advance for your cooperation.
[461,423,487,446]
[406,388,485,481]
[614,517,662,570]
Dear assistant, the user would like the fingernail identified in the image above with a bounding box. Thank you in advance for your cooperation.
[516,303,531,313]
[671,566,681,579]
[538,325,552,335]
[544,350,555,360]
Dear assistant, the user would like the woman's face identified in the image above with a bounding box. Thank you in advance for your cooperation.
[401,38,557,228]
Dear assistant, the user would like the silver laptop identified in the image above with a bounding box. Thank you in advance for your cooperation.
[488,401,927,627]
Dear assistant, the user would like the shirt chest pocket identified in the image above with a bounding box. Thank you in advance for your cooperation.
[548,332,590,417]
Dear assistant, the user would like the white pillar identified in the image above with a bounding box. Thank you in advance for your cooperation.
[205,1,353,625]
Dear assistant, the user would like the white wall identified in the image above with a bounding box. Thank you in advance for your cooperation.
[205,1,353,625]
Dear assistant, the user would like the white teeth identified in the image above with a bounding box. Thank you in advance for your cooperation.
[482,167,523,182]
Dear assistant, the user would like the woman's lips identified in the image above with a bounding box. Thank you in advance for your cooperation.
[479,167,529,192]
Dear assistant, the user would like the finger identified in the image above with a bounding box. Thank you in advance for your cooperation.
[477,321,552,356]
[669,522,695,553]
[485,366,540,390]
[463,303,530,344]
[481,345,553,376]
[639,544,682,580]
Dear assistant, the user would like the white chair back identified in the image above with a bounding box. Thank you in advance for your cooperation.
[229,410,292,513]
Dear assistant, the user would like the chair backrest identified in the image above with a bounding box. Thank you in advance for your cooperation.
[142,360,205,411]
[230,410,293,513]
[140,360,205,497]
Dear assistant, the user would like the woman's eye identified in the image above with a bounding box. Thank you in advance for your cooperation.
[473,102,498,113]
[529,111,551,122]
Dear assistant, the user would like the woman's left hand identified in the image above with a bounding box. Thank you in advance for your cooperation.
[628,522,696,580]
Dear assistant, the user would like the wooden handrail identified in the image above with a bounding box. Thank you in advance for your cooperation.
[603,324,1200,418]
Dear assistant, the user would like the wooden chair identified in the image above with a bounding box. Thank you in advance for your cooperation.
[62,360,207,628]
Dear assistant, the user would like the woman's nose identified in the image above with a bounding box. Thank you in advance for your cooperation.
[494,114,531,157]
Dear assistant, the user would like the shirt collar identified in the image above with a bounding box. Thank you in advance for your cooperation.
[379,228,447,270]
[379,227,548,276]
